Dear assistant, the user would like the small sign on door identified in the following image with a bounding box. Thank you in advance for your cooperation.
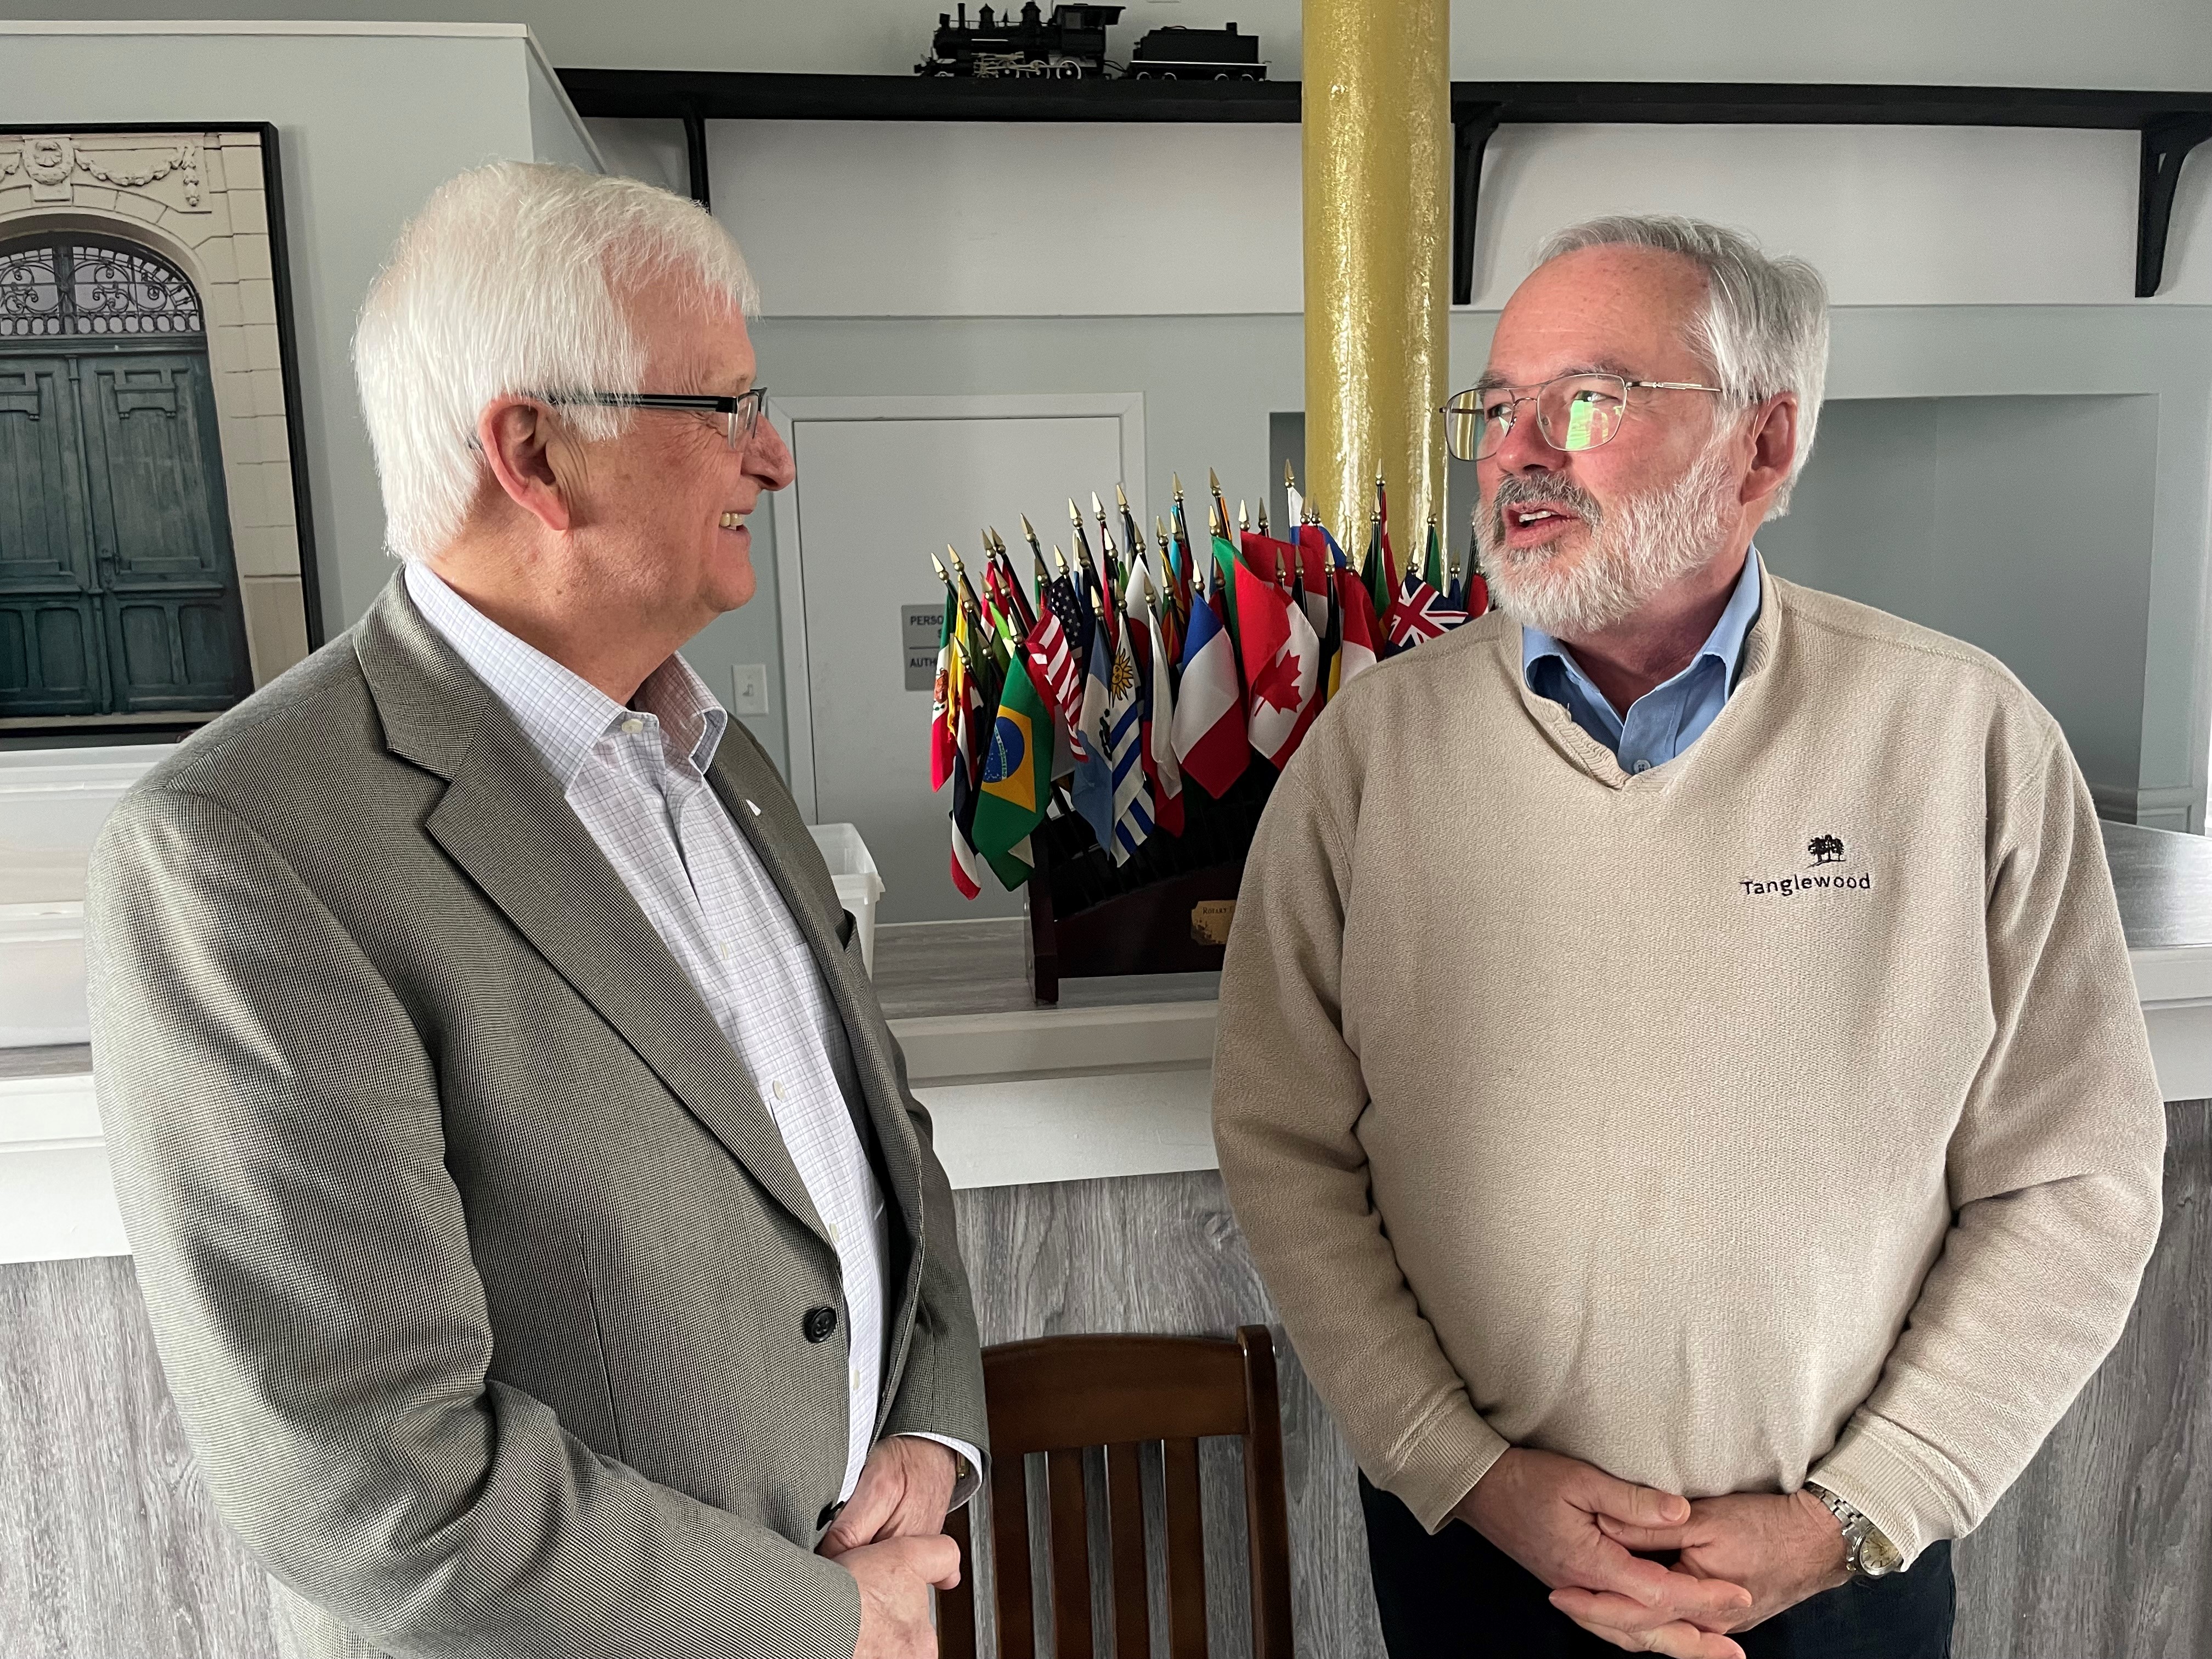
[901,604,945,692]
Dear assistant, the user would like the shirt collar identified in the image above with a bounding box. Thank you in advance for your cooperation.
[1521,546,1764,703]
[404,562,727,789]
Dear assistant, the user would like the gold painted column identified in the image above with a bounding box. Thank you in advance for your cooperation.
[1302,0,1452,567]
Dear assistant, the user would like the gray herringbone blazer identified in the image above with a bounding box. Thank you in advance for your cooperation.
[85,575,988,1659]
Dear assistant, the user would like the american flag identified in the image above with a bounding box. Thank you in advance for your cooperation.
[1024,602,1089,761]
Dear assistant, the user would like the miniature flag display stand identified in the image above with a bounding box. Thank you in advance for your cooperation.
[929,471,1487,1002]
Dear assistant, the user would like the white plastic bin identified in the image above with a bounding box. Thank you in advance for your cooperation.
[0,901,89,1046]
[806,822,885,976]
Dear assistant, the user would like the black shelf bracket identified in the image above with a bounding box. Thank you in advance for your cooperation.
[1451,104,1502,307]
[2140,114,2212,297]
[559,71,2212,302]
[682,111,710,212]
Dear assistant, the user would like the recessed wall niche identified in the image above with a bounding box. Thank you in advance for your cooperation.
[0,127,317,746]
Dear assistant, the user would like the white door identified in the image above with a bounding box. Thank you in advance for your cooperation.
[772,396,1145,923]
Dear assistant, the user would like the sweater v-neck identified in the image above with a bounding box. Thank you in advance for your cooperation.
[1498,570,1784,797]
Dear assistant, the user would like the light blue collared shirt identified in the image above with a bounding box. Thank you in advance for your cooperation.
[1522,550,1764,774]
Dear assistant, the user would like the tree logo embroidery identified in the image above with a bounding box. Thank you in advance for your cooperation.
[1808,834,1845,867]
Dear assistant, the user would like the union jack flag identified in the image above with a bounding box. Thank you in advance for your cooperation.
[1384,568,1462,653]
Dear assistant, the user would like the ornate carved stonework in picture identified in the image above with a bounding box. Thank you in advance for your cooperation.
[0,127,317,742]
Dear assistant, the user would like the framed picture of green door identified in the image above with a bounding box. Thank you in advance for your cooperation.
[0,123,320,746]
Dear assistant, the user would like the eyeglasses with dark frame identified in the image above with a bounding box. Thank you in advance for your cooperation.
[1438,372,1725,462]
[546,387,771,451]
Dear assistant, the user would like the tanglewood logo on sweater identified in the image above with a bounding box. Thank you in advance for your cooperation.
[1740,834,1872,897]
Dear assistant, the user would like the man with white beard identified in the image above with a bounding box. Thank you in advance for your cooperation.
[1212,216,2165,1658]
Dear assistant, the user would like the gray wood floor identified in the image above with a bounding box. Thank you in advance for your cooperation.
[3,1111,2205,1658]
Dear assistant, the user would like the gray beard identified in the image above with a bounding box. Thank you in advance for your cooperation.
[1479,447,1740,639]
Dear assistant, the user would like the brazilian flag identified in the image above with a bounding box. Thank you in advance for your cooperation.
[971,653,1056,890]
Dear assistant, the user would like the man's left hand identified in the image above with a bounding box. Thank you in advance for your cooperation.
[1555,1489,1849,1639]
[818,1437,961,1561]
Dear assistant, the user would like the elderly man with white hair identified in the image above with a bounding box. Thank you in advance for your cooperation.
[1214,216,2166,1658]
[85,163,984,1659]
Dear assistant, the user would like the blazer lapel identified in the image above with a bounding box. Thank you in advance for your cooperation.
[354,578,833,1251]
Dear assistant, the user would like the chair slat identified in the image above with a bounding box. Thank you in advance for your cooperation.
[1163,1436,1209,1659]
[939,1505,978,1659]
[1103,1440,1151,1659]
[1237,1327,1296,1659]
[1046,1446,1094,1657]
[991,1451,1038,1659]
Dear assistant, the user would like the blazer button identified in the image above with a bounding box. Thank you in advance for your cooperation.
[804,1306,839,1344]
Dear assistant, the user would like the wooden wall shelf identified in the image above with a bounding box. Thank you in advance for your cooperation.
[558,70,2212,298]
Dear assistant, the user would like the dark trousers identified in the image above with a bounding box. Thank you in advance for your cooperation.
[1360,1475,1953,1659]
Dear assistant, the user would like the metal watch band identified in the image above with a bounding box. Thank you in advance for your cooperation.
[1807,1483,1904,1579]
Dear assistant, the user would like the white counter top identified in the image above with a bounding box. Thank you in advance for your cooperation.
[9,824,2212,1267]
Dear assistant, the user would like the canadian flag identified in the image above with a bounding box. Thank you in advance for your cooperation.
[1234,554,1320,766]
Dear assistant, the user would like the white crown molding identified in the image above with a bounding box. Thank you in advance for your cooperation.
[0,19,530,38]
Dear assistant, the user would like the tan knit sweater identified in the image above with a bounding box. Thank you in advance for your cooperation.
[1212,569,2166,1564]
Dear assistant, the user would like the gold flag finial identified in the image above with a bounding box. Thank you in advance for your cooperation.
[1115,481,1131,513]
[946,543,967,574]
[1052,543,1070,575]
[1173,472,1187,502]
[1019,514,1045,557]
[1284,458,1299,492]
[1154,515,1171,552]
[1238,499,1249,533]
[930,550,951,583]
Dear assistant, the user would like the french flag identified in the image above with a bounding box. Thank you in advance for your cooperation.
[1170,579,1249,799]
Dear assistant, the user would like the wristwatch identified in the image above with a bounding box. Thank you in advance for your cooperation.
[1805,1483,1904,1579]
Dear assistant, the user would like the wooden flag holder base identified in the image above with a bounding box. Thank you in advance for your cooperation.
[1021,765,1277,1005]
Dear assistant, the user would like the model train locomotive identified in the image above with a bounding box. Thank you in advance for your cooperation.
[915,5,1265,81]
[1128,22,1266,80]
[915,3,1124,78]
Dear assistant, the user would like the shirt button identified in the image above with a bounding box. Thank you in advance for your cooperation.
[620,717,644,734]
[803,1306,838,1343]
[771,1079,786,1101]
[828,1221,842,1242]
[851,1366,863,1389]
[1632,758,1652,773]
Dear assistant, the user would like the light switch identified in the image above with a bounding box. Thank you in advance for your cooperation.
[732,663,771,718]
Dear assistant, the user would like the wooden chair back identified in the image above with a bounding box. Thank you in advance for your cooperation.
[938,1324,1293,1659]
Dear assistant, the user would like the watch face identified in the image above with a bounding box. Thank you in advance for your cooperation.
[1860,1531,1906,1578]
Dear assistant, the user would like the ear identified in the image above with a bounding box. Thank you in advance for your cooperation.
[477,396,573,534]
[1740,392,1798,509]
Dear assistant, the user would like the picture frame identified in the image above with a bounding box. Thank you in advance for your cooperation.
[0,121,320,746]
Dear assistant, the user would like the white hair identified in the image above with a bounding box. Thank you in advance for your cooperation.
[354,161,760,562]
[1534,215,1829,516]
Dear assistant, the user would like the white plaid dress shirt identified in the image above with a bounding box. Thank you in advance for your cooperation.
[408,564,974,1505]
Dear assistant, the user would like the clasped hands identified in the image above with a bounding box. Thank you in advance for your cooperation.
[1458,1447,1850,1659]
[817,1436,963,1659]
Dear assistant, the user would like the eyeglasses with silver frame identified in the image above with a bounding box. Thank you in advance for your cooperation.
[1439,373,1724,462]
[546,387,771,451]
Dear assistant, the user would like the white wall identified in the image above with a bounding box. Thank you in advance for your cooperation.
[0,0,2207,89]
[0,21,601,636]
